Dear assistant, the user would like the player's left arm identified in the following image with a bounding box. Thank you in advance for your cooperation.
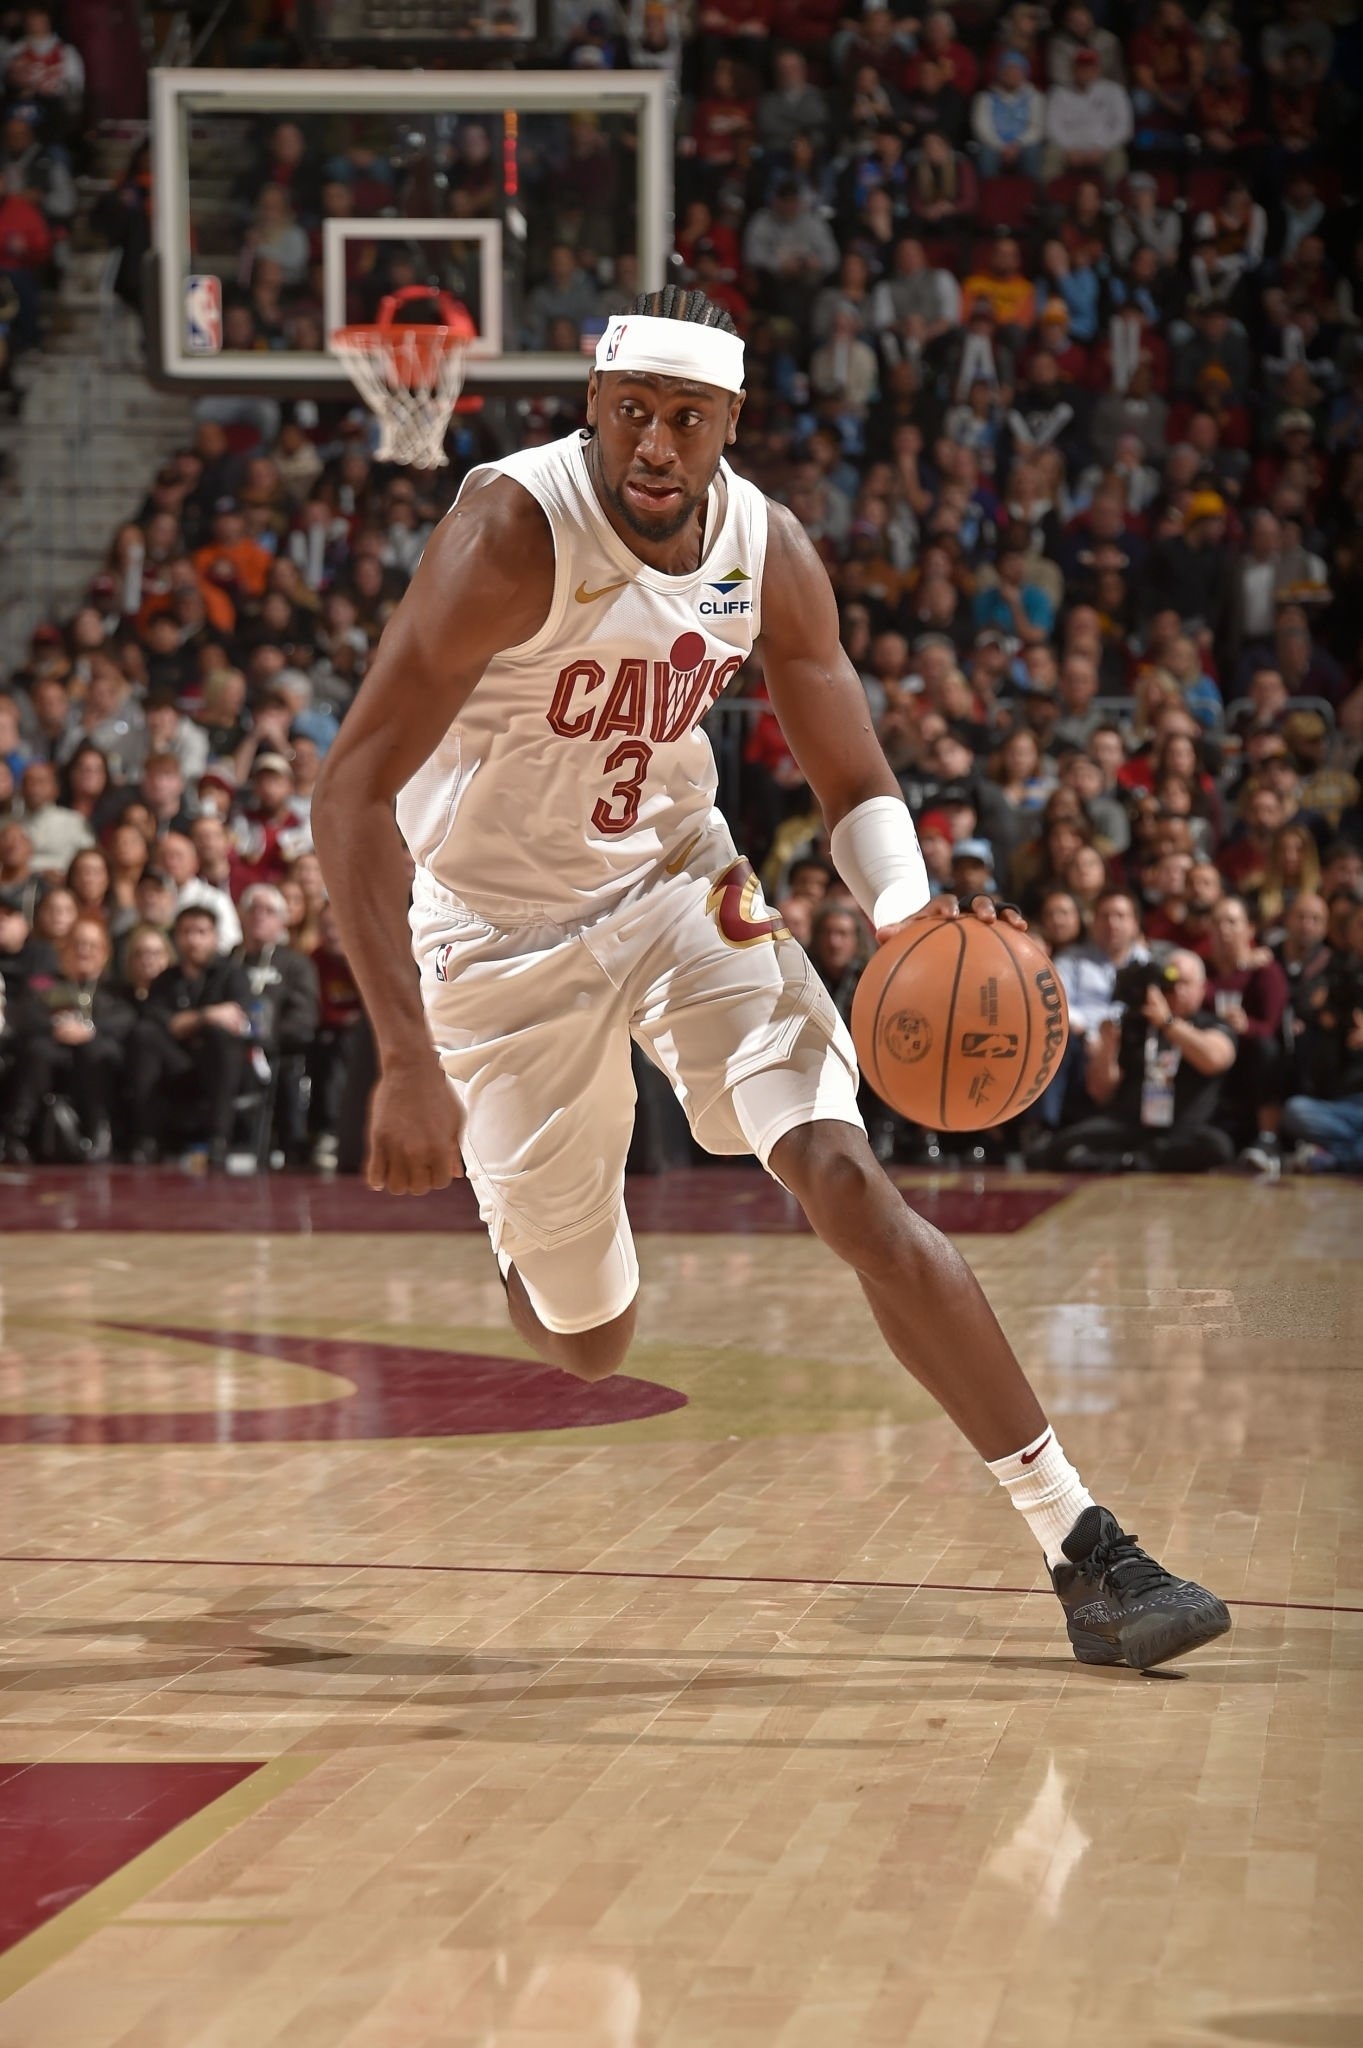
[756,502,1021,938]
[757,500,900,827]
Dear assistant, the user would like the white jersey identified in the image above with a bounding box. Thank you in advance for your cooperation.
[396,429,769,928]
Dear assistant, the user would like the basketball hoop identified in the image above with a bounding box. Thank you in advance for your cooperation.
[333,286,477,469]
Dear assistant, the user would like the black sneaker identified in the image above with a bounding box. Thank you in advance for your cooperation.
[1052,1505,1231,1671]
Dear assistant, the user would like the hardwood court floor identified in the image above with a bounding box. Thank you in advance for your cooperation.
[0,1166,1359,2048]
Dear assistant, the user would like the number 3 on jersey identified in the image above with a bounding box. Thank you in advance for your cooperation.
[592,740,653,835]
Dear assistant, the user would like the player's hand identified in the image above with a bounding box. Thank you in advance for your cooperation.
[875,893,1028,947]
[367,1055,464,1196]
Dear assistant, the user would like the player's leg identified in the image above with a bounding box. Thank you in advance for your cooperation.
[501,1220,638,1381]
[769,1116,1046,1457]
[636,866,1229,1668]
[764,1110,1229,1669]
[411,887,643,1382]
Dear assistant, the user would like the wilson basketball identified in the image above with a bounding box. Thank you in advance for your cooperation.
[851,915,1070,1131]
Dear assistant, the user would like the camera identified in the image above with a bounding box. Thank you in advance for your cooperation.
[1111,956,1180,1015]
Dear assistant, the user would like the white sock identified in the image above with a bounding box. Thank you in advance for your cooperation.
[986,1427,1095,1569]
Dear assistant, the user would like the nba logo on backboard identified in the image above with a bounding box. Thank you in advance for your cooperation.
[184,274,222,355]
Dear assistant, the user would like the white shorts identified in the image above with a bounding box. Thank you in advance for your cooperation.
[409,823,863,1331]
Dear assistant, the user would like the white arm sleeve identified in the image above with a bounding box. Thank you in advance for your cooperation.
[829,796,932,933]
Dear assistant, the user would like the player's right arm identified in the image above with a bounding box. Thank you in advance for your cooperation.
[312,475,553,1195]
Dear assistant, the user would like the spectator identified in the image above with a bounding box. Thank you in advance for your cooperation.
[1044,46,1133,187]
[157,830,242,953]
[807,901,864,1023]
[757,48,830,154]
[1028,883,1148,1136]
[1205,894,1290,1161]
[235,881,319,1162]
[1047,1,1124,87]
[66,844,110,922]
[906,130,976,230]
[123,904,252,1167]
[0,918,130,1162]
[230,751,310,890]
[1,101,74,227]
[1281,901,1363,1174]
[972,50,1045,181]
[138,752,197,838]
[870,237,961,349]
[522,243,599,349]
[743,179,839,322]
[4,6,84,130]
[1047,948,1236,1171]
[15,759,90,876]
[0,175,50,350]
[112,922,173,1015]
[961,237,1035,336]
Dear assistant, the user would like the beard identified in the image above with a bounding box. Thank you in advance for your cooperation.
[593,442,722,544]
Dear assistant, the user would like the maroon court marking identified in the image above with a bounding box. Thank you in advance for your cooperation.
[2,1554,1355,1618]
[0,1762,260,1958]
[0,1325,686,1446]
[0,1165,1072,1236]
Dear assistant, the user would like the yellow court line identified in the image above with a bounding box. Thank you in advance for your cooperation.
[0,1753,317,2004]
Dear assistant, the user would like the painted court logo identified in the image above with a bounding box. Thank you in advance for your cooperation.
[700,564,753,617]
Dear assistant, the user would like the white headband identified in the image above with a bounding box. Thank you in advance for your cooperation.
[595,313,745,394]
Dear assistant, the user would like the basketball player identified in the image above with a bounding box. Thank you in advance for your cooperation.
[314,291,1229,1672]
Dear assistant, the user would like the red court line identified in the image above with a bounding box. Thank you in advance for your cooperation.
[2,1552,1358,1617]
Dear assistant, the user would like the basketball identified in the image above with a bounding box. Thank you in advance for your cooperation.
[851,915,1070,1131]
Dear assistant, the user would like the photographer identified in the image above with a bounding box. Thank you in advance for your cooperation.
[1281,900,1363,1175]
[1045,950,1237,1172]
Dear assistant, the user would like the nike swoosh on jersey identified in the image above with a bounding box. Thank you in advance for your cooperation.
[574,578,630,603]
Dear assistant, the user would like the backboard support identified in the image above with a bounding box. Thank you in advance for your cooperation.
[147,66,673,399]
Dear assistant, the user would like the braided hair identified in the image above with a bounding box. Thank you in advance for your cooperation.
[625,283,739,335]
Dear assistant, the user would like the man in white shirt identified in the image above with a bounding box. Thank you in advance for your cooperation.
[1057,886,1150,1039]
[1044,47,1133,186]
[158,830,243,954]
[15,759,91,877]
[870,237,961,352]
[1027,885,1150,1138]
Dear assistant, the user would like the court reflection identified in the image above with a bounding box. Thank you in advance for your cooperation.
[985,1755,1091,1921]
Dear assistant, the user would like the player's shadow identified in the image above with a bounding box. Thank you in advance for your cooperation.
[1195,2015,1363,2046]
[12,1602,1310,1740]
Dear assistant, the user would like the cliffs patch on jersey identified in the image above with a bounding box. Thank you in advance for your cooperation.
[548,632,743,745]
[700,564,753,616]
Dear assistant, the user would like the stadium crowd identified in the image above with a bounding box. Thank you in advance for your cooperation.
[1,0,1363,1176]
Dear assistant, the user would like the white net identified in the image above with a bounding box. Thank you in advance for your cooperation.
[332,324,468,468]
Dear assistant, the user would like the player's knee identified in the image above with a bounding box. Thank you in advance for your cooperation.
[549,1309,635,1381]
[771,1123,890,1253]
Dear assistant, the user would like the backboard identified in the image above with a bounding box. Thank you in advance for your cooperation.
[148,67,673,398]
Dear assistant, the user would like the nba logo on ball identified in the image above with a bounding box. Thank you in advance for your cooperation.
[184,274,222,355]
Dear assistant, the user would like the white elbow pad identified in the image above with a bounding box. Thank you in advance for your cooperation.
[829,796,931,931]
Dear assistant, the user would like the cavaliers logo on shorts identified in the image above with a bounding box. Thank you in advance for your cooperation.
[885,1011,933,1063]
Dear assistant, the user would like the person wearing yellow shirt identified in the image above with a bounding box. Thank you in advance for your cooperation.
[961,236,1037,332]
